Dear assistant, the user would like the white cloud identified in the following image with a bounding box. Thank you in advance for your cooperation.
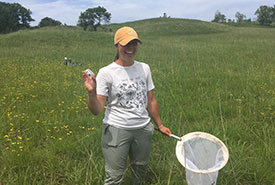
[2,0,275,26]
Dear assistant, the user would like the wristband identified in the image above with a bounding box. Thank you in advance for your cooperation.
[158,124,163,129]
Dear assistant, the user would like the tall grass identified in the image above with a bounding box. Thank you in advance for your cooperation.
[0,18,274,185]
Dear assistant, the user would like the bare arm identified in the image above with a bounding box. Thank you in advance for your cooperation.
[147,90,171,136]
[82,71,106,115]
[87,93,106,115]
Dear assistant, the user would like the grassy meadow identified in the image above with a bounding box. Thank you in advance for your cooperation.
[0,18,274,185]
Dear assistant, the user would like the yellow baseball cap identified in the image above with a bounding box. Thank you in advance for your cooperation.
[114,26,142,46]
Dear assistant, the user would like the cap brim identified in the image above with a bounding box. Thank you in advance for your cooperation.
[119,37,142,46]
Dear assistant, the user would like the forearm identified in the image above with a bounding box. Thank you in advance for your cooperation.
[147,98,163,128]
[147,90,171,136]
[87,92,104,115]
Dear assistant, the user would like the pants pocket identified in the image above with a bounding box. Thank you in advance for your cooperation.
[143,122,154,135]
[102,124,120,147]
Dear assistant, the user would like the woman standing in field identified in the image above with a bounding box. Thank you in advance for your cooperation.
[82,26,171,185]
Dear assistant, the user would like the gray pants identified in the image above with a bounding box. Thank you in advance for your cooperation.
[101,123,154,185]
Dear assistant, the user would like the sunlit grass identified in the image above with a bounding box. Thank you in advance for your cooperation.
[0,18,274,184]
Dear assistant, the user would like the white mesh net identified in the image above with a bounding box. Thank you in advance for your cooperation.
[176,132,229,185]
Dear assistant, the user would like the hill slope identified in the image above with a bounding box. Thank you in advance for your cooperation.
[106,18,231,36]
[0,18,231,61]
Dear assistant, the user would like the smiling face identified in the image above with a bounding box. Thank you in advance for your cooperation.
[115,39,139,66]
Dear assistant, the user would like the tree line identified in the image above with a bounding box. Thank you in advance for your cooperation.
[0,2,34,33]
[212,5,275,26]
[0,1,111,34]
[1,1,275,34]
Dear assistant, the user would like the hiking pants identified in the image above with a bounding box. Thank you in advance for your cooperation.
[101,123,154,185]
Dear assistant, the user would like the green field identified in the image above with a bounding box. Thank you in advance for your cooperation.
[0,18,274,185]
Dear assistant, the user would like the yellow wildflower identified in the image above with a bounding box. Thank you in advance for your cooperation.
[260,112,265,116]
[236,99,242,103]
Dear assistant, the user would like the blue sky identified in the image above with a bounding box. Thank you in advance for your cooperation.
[2,0,275,26]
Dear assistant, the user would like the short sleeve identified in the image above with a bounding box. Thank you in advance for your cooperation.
[146,64,155,91]
[96,68,111,96]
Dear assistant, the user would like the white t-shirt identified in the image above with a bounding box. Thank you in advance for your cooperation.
[96,61,155,129]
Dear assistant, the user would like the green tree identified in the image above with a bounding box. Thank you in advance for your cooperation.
[77,6,111,31]
[212,10,226,23]
[255,5,274,25]
[0,2,34,33]
[39,17,62,27]
[235,12,246,23]
[272,5,275,23]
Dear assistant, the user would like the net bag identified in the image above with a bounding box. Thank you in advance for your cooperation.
[176,132,229,185]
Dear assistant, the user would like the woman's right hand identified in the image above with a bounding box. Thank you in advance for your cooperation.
[82,71,96,94]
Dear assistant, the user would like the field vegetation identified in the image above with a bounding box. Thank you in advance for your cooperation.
[0,18,274,185]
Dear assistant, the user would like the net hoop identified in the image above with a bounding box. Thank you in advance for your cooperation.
[176,132,229,174]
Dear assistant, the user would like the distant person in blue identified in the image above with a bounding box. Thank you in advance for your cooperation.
[82,26,171,185]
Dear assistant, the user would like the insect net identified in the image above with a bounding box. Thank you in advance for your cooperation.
[176,132,229,185]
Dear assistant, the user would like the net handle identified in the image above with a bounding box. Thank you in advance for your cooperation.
[170,134,182,141]
[154,127,182,141]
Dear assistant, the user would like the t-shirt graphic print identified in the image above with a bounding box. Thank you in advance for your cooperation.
[116,78,147,110]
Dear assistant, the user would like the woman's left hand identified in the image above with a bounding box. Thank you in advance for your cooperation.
[159,125,171,136]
